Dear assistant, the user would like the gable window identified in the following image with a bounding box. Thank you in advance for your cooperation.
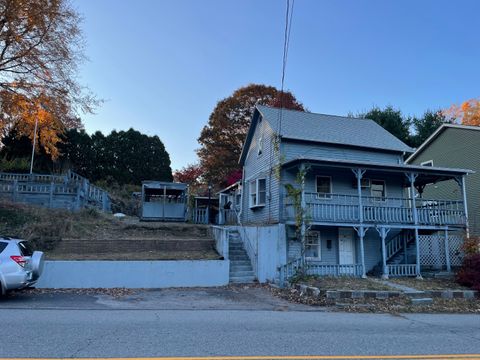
[316,176,332,199]
[257,135,263,156]
[371,180,386,201]
[421,160,434,167]
[249,178,266,208]
[305,231,321,260]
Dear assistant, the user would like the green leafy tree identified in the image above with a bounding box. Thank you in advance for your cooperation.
[359,106,412,146]
[411,110,449,148]
[197,84,305,187]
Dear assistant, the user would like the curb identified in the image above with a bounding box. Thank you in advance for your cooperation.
[293,284,478,300]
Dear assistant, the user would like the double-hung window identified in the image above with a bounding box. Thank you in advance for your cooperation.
[371,180,386,201]
[305,231,321,260]
[249,178,266,208]
[316,176,332,199]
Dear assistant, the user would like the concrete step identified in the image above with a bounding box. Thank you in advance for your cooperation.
[411,298,433,305]
[229,276,256,284]
[230,270,254,277]
[229,251,248,256]
[229,260,251,266]
[229,256,251,261]
[230,265,252,271]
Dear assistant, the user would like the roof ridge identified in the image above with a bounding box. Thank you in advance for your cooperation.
[256,104,371,122]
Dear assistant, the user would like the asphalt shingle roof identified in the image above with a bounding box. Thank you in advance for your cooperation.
[256,105,414,153]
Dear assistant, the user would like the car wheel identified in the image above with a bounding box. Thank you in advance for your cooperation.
[0,281,6,299]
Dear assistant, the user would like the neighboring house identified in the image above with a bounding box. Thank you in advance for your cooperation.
[141,181,188,221]
[236,105,471,280]
[406,124,480,236]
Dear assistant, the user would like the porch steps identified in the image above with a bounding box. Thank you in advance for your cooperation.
[228,230,255,284]
[388,241,417,265]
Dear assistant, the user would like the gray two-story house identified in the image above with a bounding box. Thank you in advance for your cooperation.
[238,105,470,280]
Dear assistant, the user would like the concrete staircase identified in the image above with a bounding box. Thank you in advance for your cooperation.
[228,230,255,284]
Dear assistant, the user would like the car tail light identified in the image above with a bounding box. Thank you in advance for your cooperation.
[11,255,27,268]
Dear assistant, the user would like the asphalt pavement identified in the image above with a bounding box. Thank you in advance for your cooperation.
[0,287,479,358]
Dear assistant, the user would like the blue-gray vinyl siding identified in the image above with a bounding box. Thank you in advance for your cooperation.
[241,115,281,225]
[282,140,404,165]
[286,225,384,272]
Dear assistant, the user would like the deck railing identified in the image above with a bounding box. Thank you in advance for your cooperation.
[284,192,465,226]
[307,263,364,277]
[192,208,208,224]
[387,264,418,277]
[278,258,364,286]
[0,171,110,212]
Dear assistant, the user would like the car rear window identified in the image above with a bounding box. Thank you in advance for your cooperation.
[0,242,7,254]
[18,241,33,256]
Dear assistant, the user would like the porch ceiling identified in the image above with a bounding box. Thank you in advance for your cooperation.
[282,157,473,187]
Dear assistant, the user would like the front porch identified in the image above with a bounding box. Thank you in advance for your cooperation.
[280,224,464,285]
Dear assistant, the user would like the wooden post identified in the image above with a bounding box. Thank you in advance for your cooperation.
[378,227,389,279]
[352,168,366,223]
[444,228,451,273]
[461,175,470,238]
[300,163,306,265]
[407,172,422,278]
[49,182,54,208]
[163,185,166,222]
[403,232,408,264]
[355,226,367,278]
[12,179,18,202]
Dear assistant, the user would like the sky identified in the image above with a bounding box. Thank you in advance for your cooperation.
[75,0,480,171]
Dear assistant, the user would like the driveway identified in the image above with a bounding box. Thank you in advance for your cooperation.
[0,285,317,311]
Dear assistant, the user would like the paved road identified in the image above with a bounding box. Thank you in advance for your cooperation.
[1,288,479,358]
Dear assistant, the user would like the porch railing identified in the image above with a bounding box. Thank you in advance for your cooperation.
[387,264,418,277]
[192,208,208,224]
[307,263,363,277]
[284,192,465,226]
[278,258,363,286]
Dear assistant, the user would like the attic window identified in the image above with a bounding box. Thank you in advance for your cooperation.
[421,160,434,167]
[257,135,263,156]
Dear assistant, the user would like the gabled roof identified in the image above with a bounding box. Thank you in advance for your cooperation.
[239,105,414,165]
[406,123,480,163]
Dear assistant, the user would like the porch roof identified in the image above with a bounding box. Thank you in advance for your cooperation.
[282,157,473,186]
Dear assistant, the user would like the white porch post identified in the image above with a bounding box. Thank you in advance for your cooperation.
[406,172,422,278]
[300,163,306,265]
[461,175,470,238]
[444,228,451,273]
[354,226,367,278]
[352,168,367,278]
[377,227,390,279]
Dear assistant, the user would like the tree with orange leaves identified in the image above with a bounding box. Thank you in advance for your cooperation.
[0,0,97,158]
[443,98,480,126]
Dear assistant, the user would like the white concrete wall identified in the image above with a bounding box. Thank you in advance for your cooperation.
[231,224,287,283]
[35,260,230,288]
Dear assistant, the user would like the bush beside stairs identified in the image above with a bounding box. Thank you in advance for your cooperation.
[228,230,255,284]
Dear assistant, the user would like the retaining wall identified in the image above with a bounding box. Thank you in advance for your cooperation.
[35,260,229,288]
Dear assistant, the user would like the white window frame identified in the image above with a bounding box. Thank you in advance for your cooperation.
[370,179,387,202]
[420,160,434,167]
[316,175,332,199]
[257,134,263,156]
[249,178,266,208]
[305,231,322,260]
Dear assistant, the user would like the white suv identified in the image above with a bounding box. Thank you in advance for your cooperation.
[0,237,44,297]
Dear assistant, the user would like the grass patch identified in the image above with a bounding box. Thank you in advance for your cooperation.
[296,276,394,291]
[388,277,468,290]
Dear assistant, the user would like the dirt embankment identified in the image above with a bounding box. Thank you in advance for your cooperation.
[0,202,219,260]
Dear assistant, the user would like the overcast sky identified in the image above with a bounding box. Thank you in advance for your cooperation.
[75,0,480,170]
